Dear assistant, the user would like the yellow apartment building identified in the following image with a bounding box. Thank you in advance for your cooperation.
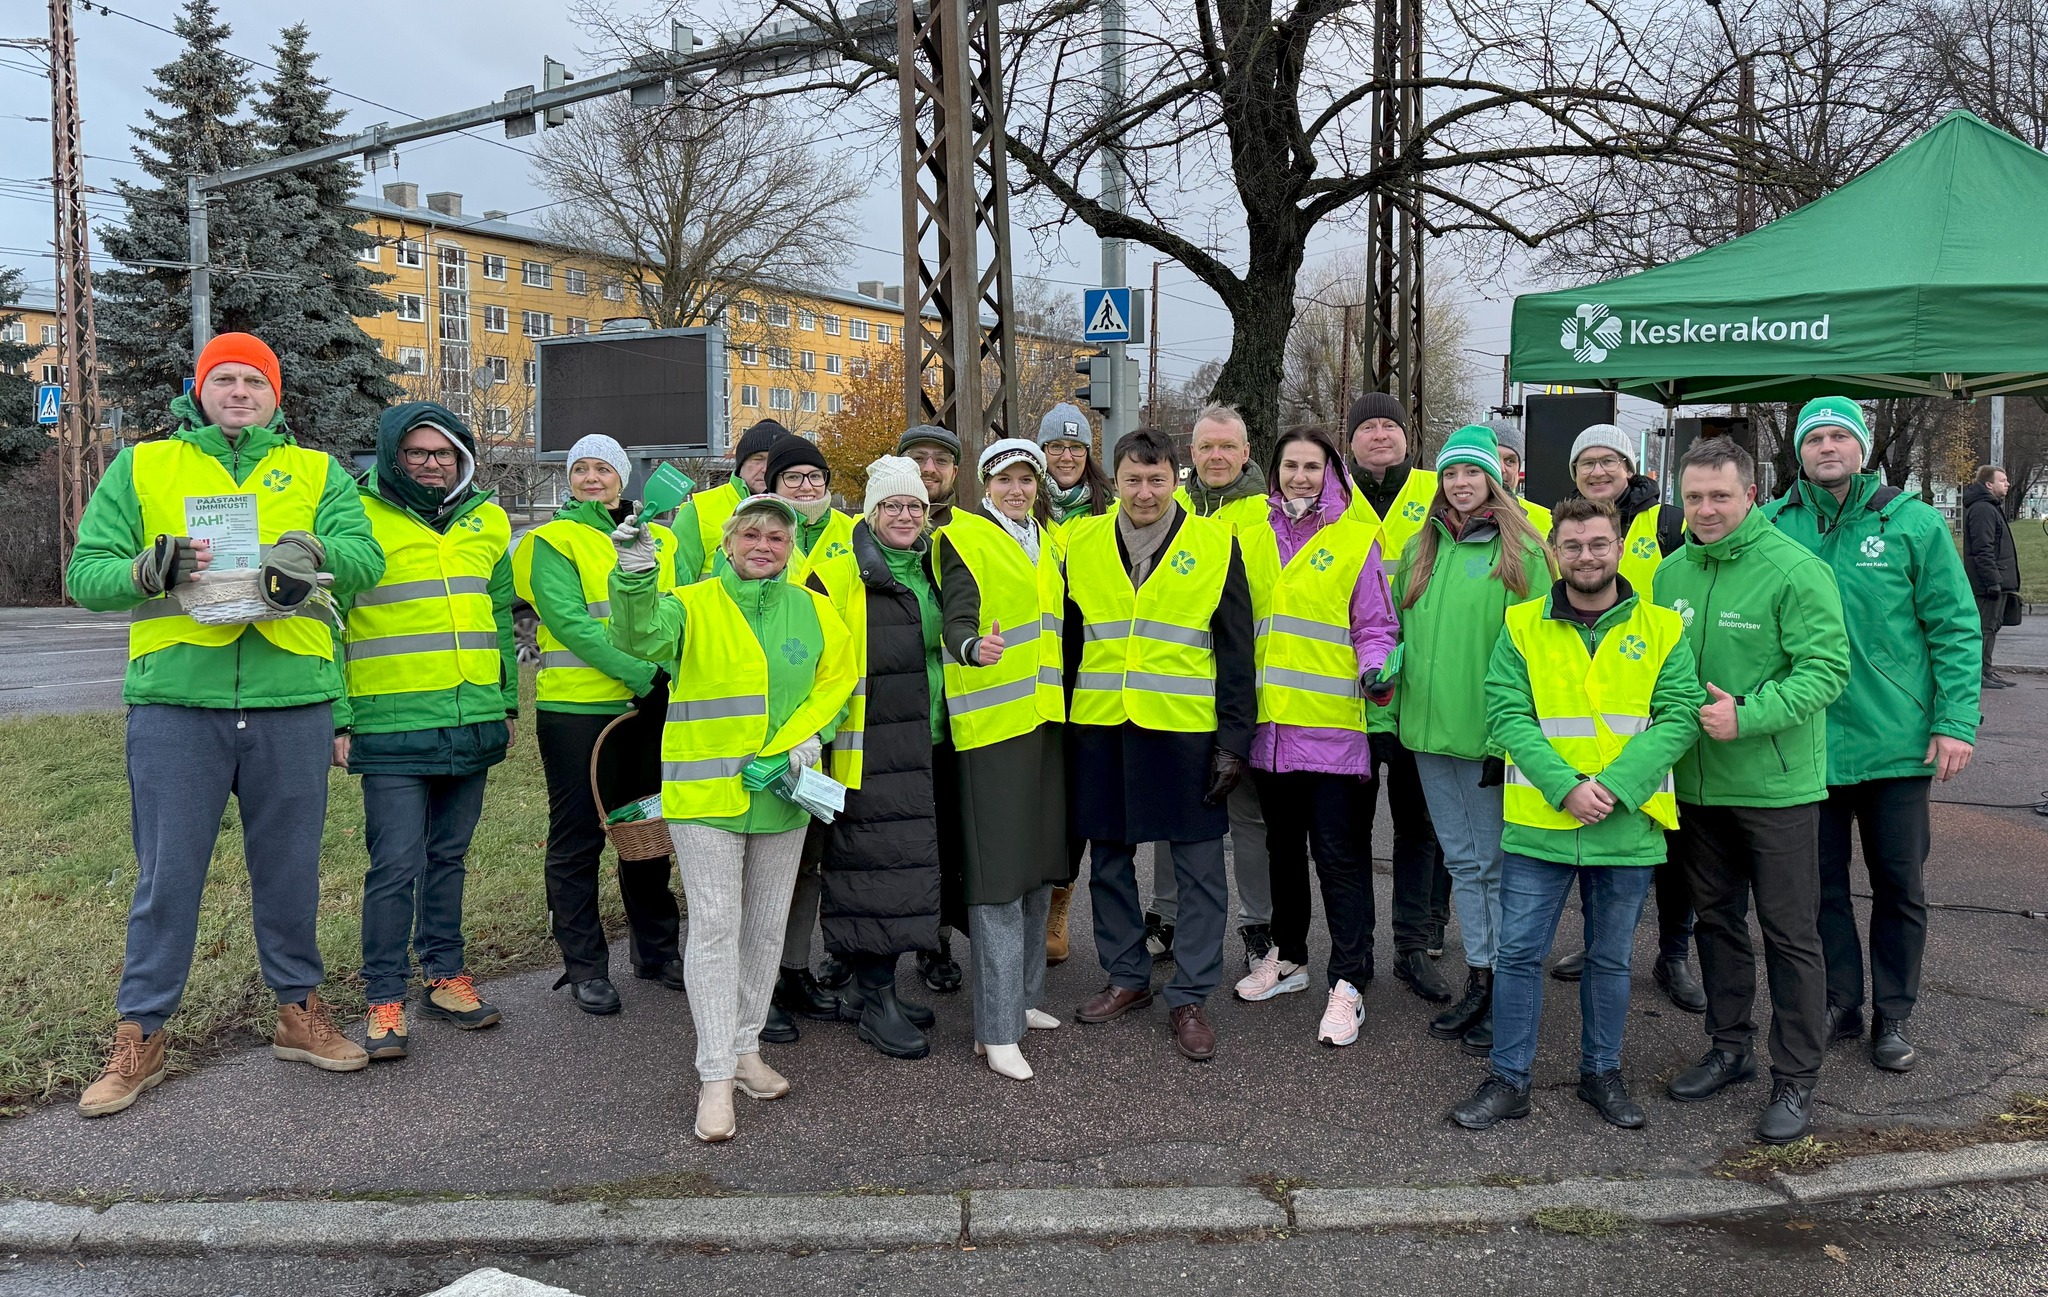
[1,287,61,387]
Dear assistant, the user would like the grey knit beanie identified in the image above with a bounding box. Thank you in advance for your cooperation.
[1568,423,1638,472]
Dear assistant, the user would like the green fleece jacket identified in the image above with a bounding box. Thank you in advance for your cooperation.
[1653,504,1850,807]
[606,562,840,834]
[1485,582,1705,866]
[66,396,383,710]
[1392,509,1551,760]
[1763,474,1981,785]
[526,498,660,714]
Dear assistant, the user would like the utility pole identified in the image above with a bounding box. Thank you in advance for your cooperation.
[1338,303,1356,415]
[1147,258,1161,417]
[48,0,102,576]
[1991,394,2006,470]
[1097,0,1132,456]
[1365,0,1426,441]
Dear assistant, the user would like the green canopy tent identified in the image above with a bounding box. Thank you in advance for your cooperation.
[1510,111,2048,405]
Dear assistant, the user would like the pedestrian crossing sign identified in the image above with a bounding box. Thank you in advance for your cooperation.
[35,384,60,425]
[1082,287,1133,343]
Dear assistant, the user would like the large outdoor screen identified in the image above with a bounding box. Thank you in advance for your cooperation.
[536,327,726,454]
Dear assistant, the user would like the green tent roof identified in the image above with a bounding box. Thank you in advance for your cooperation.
[1510,111,2048,404]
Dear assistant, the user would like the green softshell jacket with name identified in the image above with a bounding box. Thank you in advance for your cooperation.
[525,497,661,714]
[65,395,384,710]
[1762,473,1981,785]
[1652,504,1850,807]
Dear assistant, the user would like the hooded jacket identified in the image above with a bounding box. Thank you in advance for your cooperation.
[1563,475,1685,556]
[1961,481,2021,598]
[1652,503,1850,807]
[66,393,383,710]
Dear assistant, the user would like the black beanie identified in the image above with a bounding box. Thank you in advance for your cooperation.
[1345,392,1407,435]
[733,419,791,466]
[765,435,830,488]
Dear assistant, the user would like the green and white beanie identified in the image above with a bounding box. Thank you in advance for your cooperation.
[1434,424,1503,483]
[1795,396,1871,459]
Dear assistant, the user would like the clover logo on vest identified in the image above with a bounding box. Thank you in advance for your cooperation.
[1619,632,1648,661]
[1401,500,1426,522]
[261,469,293,492]
[1168,550,1196,575]
[1629,535,1659,560]
[455,514,484,532]
[1671,597,1696,628]
[1560,303,1624,364]
[824,541,850,559]
[779,637,810,665]
[1860,535,1886,559]
[1308,547,1334,571]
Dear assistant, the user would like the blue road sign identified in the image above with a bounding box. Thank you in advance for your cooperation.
[1082,287,1133,343]
[183,377,196,395]
[35,384,61,426]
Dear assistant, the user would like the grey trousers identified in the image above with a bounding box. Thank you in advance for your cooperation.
[119,702,334,1035]
[1149,781,1272,927]
[780,857,824,970]
[969,884,1053,1046]
[669,822,808,1082]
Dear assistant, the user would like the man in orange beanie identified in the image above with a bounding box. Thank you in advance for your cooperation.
[61,330,387,1117]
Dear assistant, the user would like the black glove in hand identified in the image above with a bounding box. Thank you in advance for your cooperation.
[1364,676,1396,707]
[259,531,325,613]
[1478,755,1505,788]
[1203,748,1245,806]
[132,534,201,596]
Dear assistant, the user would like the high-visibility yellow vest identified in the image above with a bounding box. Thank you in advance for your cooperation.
[1240,513,1378,732]
[690,480,746,578]
[1520,496,1553,536]
[345,494,509,696]
[1501,596,1683,832]
[1174,486,1268,535]
[128,438,336,662]
[511,516,678,705]
[1617,506,1666,600]
[1067,510,1232,732]
[660,577,855,819]
[804,551,872,789]
[934,510,1065,752]
[787,508,856,586]
[1344,466,1437,573]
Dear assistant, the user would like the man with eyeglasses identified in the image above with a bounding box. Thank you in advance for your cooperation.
[898,425,963,528]
[1547,423,1702,1012]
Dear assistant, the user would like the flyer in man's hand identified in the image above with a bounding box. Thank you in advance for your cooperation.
[183,493,260,570]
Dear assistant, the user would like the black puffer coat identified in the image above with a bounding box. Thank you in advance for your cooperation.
[811,522,942,956]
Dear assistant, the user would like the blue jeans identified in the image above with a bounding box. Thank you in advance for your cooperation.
[1490,853,1654,1090]
[1412,753,1505,968]
[360,772,490,1004]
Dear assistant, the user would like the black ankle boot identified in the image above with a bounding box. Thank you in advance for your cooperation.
[853,959,931,1060]
[1430,966,1492,1040]
[838,974,936,1028]
[815,953,852,989]
[774,966,842,1021]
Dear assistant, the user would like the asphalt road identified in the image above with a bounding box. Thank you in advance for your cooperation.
[0,607,129,717]
[4,1180,2045,1297]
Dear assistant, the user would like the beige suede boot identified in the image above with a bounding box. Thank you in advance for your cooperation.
[695,1079,737,1142]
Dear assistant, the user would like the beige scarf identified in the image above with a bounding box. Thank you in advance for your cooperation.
[1118,504,1176,584]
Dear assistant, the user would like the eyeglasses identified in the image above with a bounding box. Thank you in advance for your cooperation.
[872,499,928,518]
[1044,443,1087,457]
[908,449,956,469]
[401,447,459,465]
[1576,455,1628,473]
[1555,539,1617,559]
[777,471,827,489]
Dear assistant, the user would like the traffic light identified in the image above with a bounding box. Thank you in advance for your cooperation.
[1074,354,1111,412]
[543,58,574,127]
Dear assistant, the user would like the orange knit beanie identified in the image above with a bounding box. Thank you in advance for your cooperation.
[194,332,283,400]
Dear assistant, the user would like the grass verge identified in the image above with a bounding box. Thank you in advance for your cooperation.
[2008,517,2048,606]
[1530,1206,1631,1237]
[1716,1091,2048,1180]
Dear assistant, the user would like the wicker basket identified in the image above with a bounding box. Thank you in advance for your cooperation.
[179,568,296,626]
[590,709,671,858]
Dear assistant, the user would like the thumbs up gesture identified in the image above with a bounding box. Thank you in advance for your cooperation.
[1699,682,1740,741]
[976,619,1006,666]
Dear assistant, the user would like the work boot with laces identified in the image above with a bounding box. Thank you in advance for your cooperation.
[78,1022,168,1118]
[1044,886,1074,966]
[273,991,369,1072]
[421,973,502,1030]
[364,1001,409,1061]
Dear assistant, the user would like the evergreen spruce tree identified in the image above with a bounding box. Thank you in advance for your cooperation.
[0,267,47,469]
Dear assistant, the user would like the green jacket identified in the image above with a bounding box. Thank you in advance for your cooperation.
[607,562,840,835]
[1653,504,1850,807]
[525,498,660,714]
[1763,474,1981,784]
[66,396,383,710]
[1485,582,1705,866]
[671,480,748,581]
[1392,510,1549,760]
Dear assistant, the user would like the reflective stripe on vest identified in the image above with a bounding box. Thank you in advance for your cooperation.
[511,515,678,705]
[1617,507,1665,601]
[690,481,746,579]
[344,495,509,696]
[128,439,335,662]
[1501,596,1683,833]
[1066,511,1231,732]
[660,577,855,819]
[1240,512,1378,732]
[934,511,1066,750]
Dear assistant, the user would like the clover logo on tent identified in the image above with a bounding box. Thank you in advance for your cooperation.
[1561,303,1624,364]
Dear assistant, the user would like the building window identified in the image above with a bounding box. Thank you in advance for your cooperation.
[824,354,842,376]
[396,239,424,268]
[521,311,552,338]
[357,241,380,264]
[798,310,816,331]
[800,391,818,413]
[768,387,793,411]
[524,410,536,438]
[822,314,841,336]
[0,322,21,343]
[766,303,790,327]
[42,363,61,384]
[437,245,467,289]
[565,268,588,295]
[396,293,426,322]
[603,278,625,302]
[848,357,869,378]
[799,350,816,372]
[877,323,892,344]
[41,324,60,346]
[481,253,506,280]
[738,300,759,323]
[738,343,759,365]
[521,260,551,288]
[739,384,760,407]
[826,393,843,415]
[848,318,870,341]
[397,346,426,375]
[523,359,538,386]
[483,305,509,333]
[485,406,511,434]
[485,356,509,384]
[768,346,792,369]
[567,317,589,336]
[439,291,469,342]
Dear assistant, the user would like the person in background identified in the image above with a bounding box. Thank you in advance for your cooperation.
[1067,427,1258,1062]
[1962,463,2022,690]
[1343,393,1454,1005]
[935,440,1072,1080]
[1040,402,1114,529]
[767,436,857,586]
[339,402,517,1061]
[1486,420,1551,534]
[1764,398,1979,1074]
[1454,496,1702,1131]
[1393,425,1555,1059]
[1548,423,1700,1012]
[69,332,383,1116]
[606,493,855,1142]
[512,434,684,1016]
[674,419,789,579]
[1657,437,1848,1145]
[1233,424,1396,1048]
[899,424,964,530]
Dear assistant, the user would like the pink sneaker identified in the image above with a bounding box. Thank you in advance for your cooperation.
[1318,979,1365,1046]
[1234,947,1308,1002]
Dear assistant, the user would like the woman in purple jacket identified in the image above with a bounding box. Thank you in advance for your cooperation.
[1232,425,1400,1047]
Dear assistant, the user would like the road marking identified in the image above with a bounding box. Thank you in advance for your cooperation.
[16,645,126,656]
[0,677,125,691]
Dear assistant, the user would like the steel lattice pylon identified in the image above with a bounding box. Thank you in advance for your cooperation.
[1366,0,1425,434]
[897,0,1020,474]
[50,0,103,579]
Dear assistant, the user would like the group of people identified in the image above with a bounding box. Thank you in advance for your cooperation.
[65,330,1991,1151]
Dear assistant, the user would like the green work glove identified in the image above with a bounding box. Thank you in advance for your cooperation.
[132,534,202,596]
[259,531,325,613]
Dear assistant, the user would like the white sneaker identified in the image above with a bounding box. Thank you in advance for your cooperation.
[1025,1008,1062,1030]
[1317,979,1366,1046]
[1234,947,1309,1002]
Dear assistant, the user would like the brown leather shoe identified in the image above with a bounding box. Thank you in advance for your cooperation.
[1170,1004,1216,1060]
[78,1022,167,1118]
[273,991,369,1072]
[1076,984,1154,1023]
[1045,886,1074,966]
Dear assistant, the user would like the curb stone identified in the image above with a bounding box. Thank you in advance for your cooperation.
[1294,1177,1787,1230]
[1772,1140,2048,1205]
[971,1187,1287,1242]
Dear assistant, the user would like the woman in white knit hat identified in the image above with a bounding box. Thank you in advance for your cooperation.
[927,438,1071,1081]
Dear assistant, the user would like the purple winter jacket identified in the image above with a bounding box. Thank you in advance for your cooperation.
[1249,467,1398,776]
